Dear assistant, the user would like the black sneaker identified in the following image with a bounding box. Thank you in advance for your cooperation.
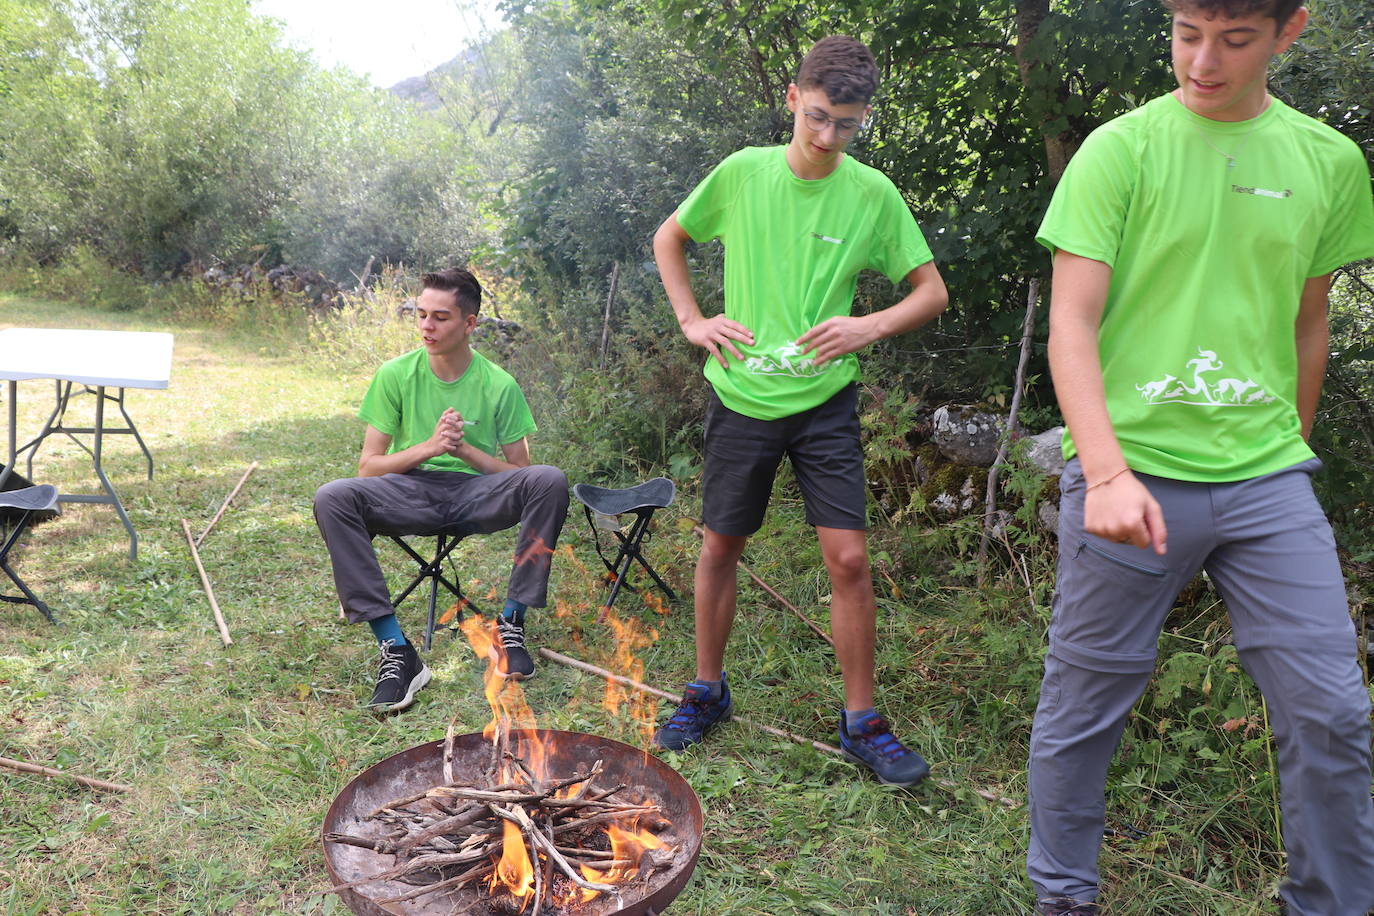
[1035,897,1100,915]
[653,674,733,751]
[367,639,431,712]
[837,711,930,786]
[494,616,536,679]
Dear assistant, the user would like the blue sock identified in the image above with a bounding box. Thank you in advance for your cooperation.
[844,708,878,730]
[501,599,527,625]
[368,614,406,647]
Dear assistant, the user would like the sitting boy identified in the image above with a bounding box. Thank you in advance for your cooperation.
[314,267,568,712]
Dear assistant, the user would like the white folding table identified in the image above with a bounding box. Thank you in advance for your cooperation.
[0,328,174,559]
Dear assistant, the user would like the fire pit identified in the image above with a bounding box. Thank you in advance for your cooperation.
[322,729,703,916]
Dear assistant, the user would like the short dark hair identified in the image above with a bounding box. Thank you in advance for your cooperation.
[1162,0,1304,28]
[420,267,482,317]
[795,35,879,106]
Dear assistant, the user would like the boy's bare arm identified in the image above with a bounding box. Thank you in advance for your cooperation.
[1294,272,1333,442]
[453,436,530,475]
[1048,249,1167,554]
[357,414,463,477]
[653,211,754,368]
[797,260,947,364]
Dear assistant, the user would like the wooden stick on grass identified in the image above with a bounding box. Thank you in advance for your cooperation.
[691,525,833,647]
[195,461,258,547]
[182,519,233,647]
[0,754,132,793]
[536,647,1022,809]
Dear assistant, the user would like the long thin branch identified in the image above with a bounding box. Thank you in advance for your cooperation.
[0,754,132,793]
[536,648,1021,809]
[195,461,258,547]
[977,278,1040,580]
[691,525,833,646]
[182,519,233,647]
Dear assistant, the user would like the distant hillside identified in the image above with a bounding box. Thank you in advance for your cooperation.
[388,46,483,109]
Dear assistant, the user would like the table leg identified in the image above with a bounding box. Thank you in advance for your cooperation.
[54,385,138,560]
[113,389,155,480]
[1,381,15,490]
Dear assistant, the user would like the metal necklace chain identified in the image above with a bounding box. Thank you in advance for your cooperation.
[1190,96,1269,169]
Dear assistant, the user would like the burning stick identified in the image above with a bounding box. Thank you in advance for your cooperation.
[0,754,132,793]
[691,525,834,646]
[181,519,232,647]
[536,647,1023,809]
[195,461,258,547]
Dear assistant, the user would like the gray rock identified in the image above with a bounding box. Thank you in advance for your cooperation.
[1038,500,1060,536]
[1024,426,1067,477]
[932,405,1007,467]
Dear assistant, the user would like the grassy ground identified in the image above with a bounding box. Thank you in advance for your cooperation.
[0,294,1318,915]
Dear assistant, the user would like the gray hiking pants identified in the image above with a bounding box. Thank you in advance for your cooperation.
[1027,458,1374,915]
[313,466,569,624]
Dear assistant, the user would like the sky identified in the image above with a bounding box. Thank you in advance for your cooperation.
[253,0,503,88]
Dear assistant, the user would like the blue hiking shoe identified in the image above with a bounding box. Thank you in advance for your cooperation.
[654,675,733,751]
[838,711,930,786]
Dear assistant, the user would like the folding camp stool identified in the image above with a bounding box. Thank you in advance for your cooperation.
[385,528,483,651]
[572,477,677,618]
[0,482,60,623]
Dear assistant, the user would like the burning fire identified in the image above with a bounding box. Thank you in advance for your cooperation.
[459,614,675,912]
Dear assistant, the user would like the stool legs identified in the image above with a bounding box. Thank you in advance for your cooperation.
[594,508,677,620]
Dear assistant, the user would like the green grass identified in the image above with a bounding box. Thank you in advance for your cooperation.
[0,293,1319,915]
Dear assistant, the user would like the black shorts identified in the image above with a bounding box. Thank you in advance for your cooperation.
[701,383,866,536]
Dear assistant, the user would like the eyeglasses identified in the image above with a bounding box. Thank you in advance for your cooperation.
[800,108,867,139]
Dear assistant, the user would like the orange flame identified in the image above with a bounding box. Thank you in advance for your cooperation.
[599,607,660,747]
[460,615,537,756]
[491,819,535,904]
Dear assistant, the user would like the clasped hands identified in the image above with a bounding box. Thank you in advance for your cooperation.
[428,407,469,458]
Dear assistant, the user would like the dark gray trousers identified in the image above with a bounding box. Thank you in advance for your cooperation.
[313,466,569,624]
[1027,458,1374,915]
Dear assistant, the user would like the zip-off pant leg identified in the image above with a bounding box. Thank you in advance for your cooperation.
[1027,459,1374,913]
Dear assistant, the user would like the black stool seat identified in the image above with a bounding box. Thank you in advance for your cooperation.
[0,484,59,517]
[573,477,677,618]
[573,477,676,516]
[0,482,60,622]
[385,526,481,651]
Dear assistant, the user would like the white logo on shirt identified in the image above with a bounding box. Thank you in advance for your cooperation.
[811,232,846,245]
[743,341,829,378]
[1134,348,1276,406]
[1231,184,1293,199]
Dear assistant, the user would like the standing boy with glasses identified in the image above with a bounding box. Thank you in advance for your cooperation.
[1028,2,1374,913]
[651,35,948,786]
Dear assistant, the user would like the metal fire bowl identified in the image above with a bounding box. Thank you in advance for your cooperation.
[323,730,704,916]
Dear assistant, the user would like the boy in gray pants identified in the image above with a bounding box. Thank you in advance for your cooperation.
[1028,2,1374,914]
[315,268,568,712]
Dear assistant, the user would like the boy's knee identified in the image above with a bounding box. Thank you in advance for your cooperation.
[825,544,869,583]
[313,477,355,518]
[526,465,569,504]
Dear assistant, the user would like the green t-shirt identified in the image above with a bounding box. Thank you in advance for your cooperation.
[358,348,537,474]
[1037,94,1374,482]
[677,146,934,421]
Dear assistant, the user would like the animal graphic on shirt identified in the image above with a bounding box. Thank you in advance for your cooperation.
[1134,348,1276,406]
[743,341,826,378]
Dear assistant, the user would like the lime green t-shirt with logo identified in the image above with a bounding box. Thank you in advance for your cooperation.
[358,348,537,475]
[676,146,934,421]
[1037,94,1374,482]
